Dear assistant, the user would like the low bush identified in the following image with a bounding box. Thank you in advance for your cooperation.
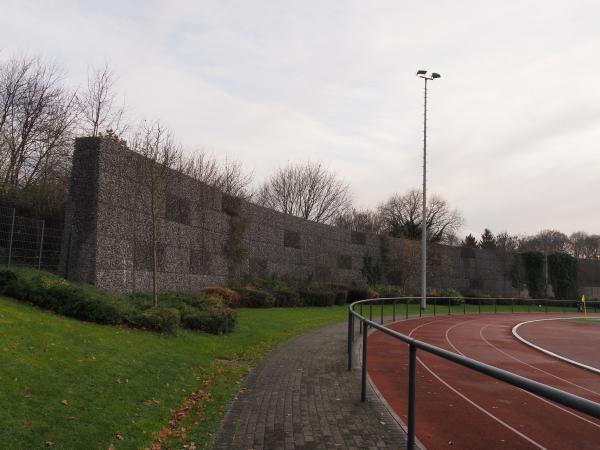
[0,268,124,324]
[347,287,378,304]
[376,285,406,299]
[133,307,181,333]
[300,288,335,307]
[181,306,237,334]
[0,269,237,335]
[198,287,244,308]
[238,288,276,308]
[272,287,301,307]
[440,288,464,305]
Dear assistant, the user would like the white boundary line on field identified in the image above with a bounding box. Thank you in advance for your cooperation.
[512,317,600,375]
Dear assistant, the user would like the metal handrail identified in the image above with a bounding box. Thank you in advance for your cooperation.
[347,297,600,450]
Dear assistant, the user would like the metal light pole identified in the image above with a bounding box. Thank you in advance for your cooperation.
[416,70,441,311]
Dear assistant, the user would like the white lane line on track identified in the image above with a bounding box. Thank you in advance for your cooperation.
[512,317,600,375]
[476,324,600,430]
[445,319,600,430]
[478,324,600,398]
[406,318,547,449]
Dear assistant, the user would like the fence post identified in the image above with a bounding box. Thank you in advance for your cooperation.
[407,343,417,450]
[361,321,368,402]
[494,298,497,314]
[347,310,353,371]
[380,298,384,325]
[7,208,15,266]
[448,297,451,315]
[38,219,45,270]
[463,300,466,315]
[359,304,363,335]
[511,298,514,314]
[393,299,396,322]
[433,298,436,316]
[406,298,409,319]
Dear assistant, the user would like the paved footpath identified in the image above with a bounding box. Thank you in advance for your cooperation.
[213,321,408,450]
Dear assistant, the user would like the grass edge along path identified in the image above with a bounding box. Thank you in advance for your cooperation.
[0,296,348,450]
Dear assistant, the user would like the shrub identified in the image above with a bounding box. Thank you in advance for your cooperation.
[440,288,464,305]
[333,290,347,306]
[300,288,335,307]
[181,306,237,334]
[377,285,405,298]
[198,287,244,308]
[135,307,181,333]
[347,287,378,304]
[238,288,275,308]
[0,268,124,324]
[272,287,301,307]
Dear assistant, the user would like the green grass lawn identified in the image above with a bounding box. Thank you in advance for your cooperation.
[0,296,348,450]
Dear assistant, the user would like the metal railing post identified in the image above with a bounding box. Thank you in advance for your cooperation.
[478,298,481,314]
[347,310,353,371]
[406,298,409,319]
[361,321,368,402]
[37,220,45,270]
[407,343,417,450]
[393,299,396,322]
[463,299,466,315]
[358,303,363,334]
[494,299,497,314]
[448,297,451,315]
[7,208,15,266]
[433,298,436,316]
[380,298,384,325]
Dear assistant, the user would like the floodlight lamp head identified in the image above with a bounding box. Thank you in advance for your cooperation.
[416,70,427,75]
[432,72,441,79]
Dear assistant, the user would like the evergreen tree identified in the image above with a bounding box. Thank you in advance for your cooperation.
[462,233,478,248]
[479,228,497,249]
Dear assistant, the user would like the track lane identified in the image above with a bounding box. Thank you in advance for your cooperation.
[368,314,600,450]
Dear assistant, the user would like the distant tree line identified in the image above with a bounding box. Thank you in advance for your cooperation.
[461,228,600,260]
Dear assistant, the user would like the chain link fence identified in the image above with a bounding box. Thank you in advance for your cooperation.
[0,206,62,272]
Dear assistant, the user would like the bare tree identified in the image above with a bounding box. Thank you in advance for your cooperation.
[220,157,254,200]
[334,208,382,233]
[377,189,463,242]
[130,121,182,307]
[570,231,600,259]
[519,229,570,254]
[0,56,78,187]
[496,231,520,251]
[179,151,254,200]
[78,63,125,137]
[256,161,352,224]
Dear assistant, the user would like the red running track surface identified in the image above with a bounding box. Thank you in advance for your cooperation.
[368,313,600,450]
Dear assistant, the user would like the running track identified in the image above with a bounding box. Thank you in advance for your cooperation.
[368,314,600,449]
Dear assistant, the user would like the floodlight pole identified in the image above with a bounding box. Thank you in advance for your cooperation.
[417,70,440,311]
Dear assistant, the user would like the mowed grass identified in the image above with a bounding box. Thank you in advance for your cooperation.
[0,296,347,450]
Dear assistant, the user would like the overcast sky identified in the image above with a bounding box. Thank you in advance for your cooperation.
[2,0,599,237]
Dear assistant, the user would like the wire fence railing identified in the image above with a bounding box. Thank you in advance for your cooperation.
[0,206,62,272]
[347,296,600,450]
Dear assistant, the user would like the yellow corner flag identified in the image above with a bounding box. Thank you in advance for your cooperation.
[582,295,587,318]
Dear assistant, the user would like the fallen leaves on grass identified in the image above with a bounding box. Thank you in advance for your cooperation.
[60,400,68,406]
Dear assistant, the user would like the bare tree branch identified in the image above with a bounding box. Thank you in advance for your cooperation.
[256,161,352,224]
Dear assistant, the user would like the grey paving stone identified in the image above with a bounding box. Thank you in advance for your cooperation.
[213,322,408,449]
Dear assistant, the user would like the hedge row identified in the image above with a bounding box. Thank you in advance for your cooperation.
[0,268,237,334]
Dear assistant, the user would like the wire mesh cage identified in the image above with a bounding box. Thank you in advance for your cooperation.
[0,206,62,272]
